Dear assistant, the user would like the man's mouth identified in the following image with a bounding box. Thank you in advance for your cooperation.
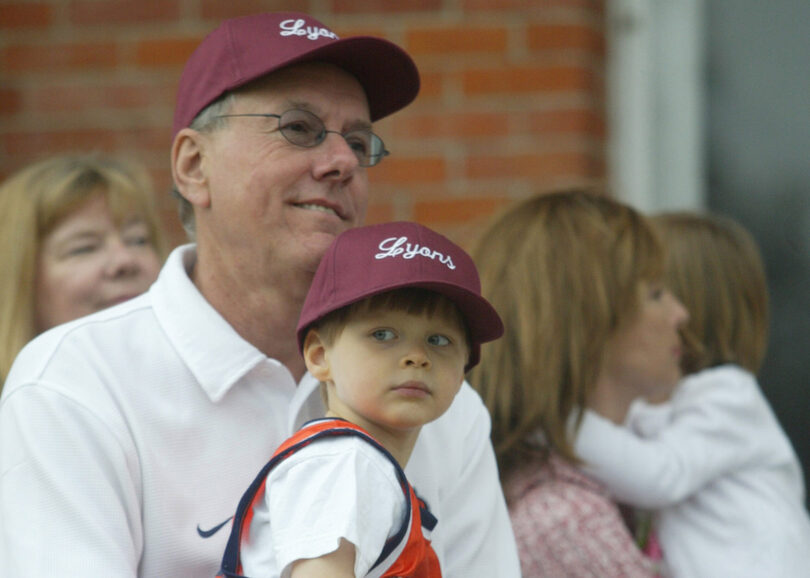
[296,203,339,218]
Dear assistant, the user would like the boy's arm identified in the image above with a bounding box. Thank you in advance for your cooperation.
[290,539,356,578]
[575,369,773,508]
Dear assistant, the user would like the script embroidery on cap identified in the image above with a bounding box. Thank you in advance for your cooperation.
[375,236,456,270]
[279,19,339,41]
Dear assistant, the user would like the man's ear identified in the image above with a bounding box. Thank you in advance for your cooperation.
[171,128,211,209]
[303,330,332,382]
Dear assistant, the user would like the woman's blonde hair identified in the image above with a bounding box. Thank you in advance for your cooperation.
[0,153,167,385]
[467,189,664,480]
[653,212,769,375]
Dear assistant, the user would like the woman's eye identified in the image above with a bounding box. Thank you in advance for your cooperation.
[66,244,97,256]
[427,334,451,347]
[371,329,396,342]
[124,233,150,247]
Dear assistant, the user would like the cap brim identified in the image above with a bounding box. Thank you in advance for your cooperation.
[279,36,420,122]
[297,279,503,372]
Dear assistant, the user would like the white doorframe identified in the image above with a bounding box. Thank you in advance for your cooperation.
[606,0,706,212]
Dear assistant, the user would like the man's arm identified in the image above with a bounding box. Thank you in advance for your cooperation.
[0,383,142,576]
[408,383,521,577]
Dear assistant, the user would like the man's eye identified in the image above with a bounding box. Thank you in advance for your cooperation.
[345,134,370,155]
[371,329,396,342]
[283,120,318,135]
[427,334,450,346]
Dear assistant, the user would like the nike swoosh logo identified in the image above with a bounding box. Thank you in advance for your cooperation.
[197,516,232,538]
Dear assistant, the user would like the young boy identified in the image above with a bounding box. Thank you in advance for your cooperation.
[574,212,810,578]
[218,221,504,578]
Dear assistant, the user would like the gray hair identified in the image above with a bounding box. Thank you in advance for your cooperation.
[172,92,237,240]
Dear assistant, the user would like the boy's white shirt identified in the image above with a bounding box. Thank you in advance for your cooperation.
[240,436,406,577]
[575,365,810,577]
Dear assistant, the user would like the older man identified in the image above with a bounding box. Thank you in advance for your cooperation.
[0,12,519,576]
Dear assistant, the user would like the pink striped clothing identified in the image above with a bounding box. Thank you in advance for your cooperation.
[505,453,660,578]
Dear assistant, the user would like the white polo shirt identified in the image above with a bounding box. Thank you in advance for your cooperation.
[0,244,519,577]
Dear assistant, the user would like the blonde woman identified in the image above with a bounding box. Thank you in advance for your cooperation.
[576,212,810,577]
[468,189,687,577]
[0,153,166,386]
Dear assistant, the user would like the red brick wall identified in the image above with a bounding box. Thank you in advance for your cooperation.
[0,0,606,248]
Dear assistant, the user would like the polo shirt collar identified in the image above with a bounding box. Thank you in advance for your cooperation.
[151,244,273,403]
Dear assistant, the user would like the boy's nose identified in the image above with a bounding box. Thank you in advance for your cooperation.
[401,344,431,369]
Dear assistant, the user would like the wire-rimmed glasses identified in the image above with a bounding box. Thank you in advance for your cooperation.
[214,109,389,167]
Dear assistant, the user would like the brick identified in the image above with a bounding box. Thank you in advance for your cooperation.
[413,70,442,100]
[369,157,446,184]
[465,152,592,179]
[29,83,167,113]
[70,0,181,25]
[0,129,119,158]
[333,0,441,13]
[0,88,22,116]
[2,42,119,72]
[115,127,175,153]
[406,26,508,56]
[0,3,52,29]
[464,0,604,11]
[526,108,605,136]
[135,38,200,67]
[413,196,510,224]
[528,24,604,54]
[463,65,594,94]
[396,112,510,139]
[364,202,396,225]
[200,0,305,21]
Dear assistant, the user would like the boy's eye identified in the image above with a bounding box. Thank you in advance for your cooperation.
[427,334,451,347]
[371,329,396,342]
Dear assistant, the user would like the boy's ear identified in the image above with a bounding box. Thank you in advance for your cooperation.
[303,330,331,382]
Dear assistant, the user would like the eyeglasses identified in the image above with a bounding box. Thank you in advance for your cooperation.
[213,109,389,167]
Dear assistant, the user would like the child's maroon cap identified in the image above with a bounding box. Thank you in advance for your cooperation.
[172,12,420,137]
[297,221,504,372]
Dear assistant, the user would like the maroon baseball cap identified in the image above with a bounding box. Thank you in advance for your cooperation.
[172,12,420,136]
[297,221,504,372]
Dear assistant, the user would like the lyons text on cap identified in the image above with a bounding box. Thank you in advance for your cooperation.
[172,12,421,137]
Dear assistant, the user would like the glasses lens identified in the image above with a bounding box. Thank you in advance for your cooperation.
[277,110,388,167]
[343,131,375,166]
[278,110,324,147]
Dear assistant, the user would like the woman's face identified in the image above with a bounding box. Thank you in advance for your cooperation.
[601,281,690,405]
[35,194,162,332]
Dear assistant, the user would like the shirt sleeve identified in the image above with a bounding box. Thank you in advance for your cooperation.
[241,436,406,578]
[509,478,658,578]
[0,383,143,576]
[575,366,780,508]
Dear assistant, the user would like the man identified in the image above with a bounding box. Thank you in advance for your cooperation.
[0,12,520,576]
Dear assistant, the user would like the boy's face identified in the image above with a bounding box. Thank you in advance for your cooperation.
[304,308,468,433]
